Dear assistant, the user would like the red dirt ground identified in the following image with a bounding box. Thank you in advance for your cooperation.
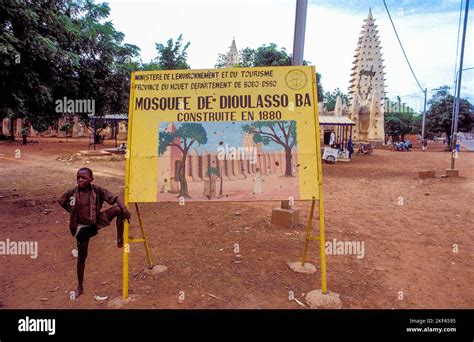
[0,138,473,309]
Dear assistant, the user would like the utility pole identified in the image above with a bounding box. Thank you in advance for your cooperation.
[421,88,427,149]
[450,67,474,150]
[450,0,469,171]
[292,0,308,66]
[291,0,328,295]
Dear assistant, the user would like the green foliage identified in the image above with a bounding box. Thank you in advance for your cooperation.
[158,123,207,197]
[59,122,71,132]
[158,123,208,156]
[248,43,291,67]
[207,167,219,177]
[142,35,190,71]
[215,43,324,102]
[158,131,173,156]
[215,44,291,68]
[315,73,324,103]
[383,95,421,140]
[384,112,419,140]
[0,0,140,131]
[426,86,473,142]
[243,120,297,176]
[324,88,349,111]
[242,121,297,148]
[214,53,227,68]
[238,48,255,68]
[175,123,207,145]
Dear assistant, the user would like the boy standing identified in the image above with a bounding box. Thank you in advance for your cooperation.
[58,167,131,299]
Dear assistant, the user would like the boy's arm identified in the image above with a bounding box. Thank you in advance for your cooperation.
[100,187,131,220]
[115,197,131,221]
[57,190,74,212]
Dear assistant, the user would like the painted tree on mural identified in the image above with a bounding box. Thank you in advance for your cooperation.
[158,123,207,197]
[242,121,297,176]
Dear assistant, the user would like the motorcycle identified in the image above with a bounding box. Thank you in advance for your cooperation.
[356,143,374,156]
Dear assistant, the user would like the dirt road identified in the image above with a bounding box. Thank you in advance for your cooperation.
[0,138,473,309]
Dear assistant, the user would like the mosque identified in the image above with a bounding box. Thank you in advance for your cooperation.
[2,10,385,145]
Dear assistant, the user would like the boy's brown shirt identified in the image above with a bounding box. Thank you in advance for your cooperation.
[58,184,118,235]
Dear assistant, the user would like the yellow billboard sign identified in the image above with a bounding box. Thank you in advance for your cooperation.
[126,66,321,203]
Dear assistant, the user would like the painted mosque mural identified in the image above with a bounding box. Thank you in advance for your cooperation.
[157,121,300,201]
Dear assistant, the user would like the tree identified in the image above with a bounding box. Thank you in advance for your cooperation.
[0,0,140,134]
[384,98,419,141]
[384,112,418,141]
[238,47,255,68]
[158,123,207,197]
[215,43,324,102]
[324,88,349,111]
[71,1,140,123]
[383,96,420,141]
[142,35,190,70]
[426,86,473,146]
[59,122,72,142]
[242,121,296,176]
[0,0,78,134]
[385,97,416,116]
[214,53,228,68]
[248,43,291,67]
[315,73,324,104]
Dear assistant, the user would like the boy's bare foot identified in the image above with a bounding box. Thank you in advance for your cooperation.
[70,287,83,300]
[117,239,123,248]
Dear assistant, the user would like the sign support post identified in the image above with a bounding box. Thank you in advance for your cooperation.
[122,73,154,300]
[299,69,327,294]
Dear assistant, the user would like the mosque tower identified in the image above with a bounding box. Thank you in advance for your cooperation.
[224,38,240,67]
[348,9,386,142]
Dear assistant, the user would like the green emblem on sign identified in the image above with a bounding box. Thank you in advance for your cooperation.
[285,69,307,90]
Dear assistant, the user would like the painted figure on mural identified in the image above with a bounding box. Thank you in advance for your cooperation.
[160,178,171,193]
[253,168,264,194]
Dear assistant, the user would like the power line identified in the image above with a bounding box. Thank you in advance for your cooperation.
[397,91,425,98]
[391,87,452,102]
[383,0,424,93]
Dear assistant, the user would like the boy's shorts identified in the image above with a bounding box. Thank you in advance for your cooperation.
[76,225,98,243]
[75,211,111,243]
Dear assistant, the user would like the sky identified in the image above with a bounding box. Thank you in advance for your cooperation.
[105,0,473,112]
